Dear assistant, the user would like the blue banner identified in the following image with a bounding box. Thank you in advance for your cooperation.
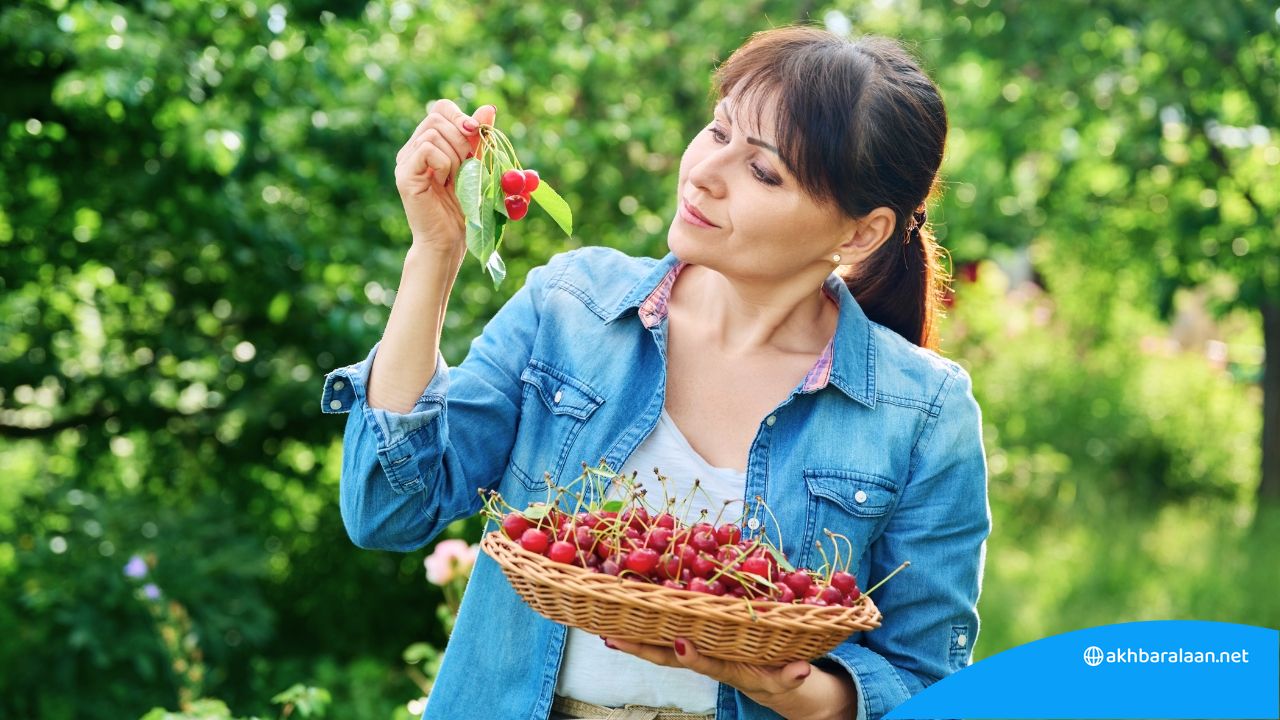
[884,620,1279,719]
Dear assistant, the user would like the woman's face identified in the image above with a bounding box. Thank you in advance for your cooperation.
[668,92,857,282]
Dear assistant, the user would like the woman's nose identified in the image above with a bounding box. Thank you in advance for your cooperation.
[687,147,729,198]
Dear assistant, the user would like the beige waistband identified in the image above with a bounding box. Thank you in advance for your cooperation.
[551,694,716,720]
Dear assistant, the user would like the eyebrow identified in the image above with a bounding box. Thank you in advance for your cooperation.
[715,100,781,156]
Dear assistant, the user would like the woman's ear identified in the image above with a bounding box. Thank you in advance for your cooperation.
[837,206,898,263]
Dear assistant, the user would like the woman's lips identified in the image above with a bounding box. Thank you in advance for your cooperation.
[680,199,718,228]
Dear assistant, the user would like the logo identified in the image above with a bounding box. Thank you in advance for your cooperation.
[1083,646,1104,666]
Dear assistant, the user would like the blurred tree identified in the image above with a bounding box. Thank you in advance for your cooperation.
[923,0,1278,504]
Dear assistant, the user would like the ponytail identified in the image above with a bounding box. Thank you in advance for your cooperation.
[840,202,952,352]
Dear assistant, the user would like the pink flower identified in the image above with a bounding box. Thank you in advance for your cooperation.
[424,539,479,586]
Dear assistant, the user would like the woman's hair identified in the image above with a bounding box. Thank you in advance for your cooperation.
[711,25,951,351]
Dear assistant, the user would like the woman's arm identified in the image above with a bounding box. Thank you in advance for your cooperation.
[366,243,464,413]
[322,254,558,551]
[820,366,991,720]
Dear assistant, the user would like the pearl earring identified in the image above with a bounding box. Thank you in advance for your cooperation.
[831,253,842,264]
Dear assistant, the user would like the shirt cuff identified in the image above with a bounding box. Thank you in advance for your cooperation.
[822,642,913,720]
[320,341,450,451]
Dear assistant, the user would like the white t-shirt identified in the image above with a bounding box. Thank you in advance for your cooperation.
[554,409,747,712]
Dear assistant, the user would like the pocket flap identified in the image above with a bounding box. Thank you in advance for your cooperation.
[520,362,605,421]
[804,470,899,517]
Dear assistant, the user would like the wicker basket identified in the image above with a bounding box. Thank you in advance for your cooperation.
[480,530,883,664]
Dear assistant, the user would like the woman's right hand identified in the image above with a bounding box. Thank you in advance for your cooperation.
[394,100,497,253]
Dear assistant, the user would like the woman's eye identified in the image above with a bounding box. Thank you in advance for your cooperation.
[705,125,781,186]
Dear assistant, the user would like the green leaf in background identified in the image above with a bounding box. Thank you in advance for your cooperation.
[531,181,574,236]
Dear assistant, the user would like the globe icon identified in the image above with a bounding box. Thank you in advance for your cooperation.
[1083,646,1104,666]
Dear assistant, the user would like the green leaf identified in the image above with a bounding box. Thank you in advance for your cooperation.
[765,544,795,573]
[523,503,553,520]
[455,158,483,228]
[530,180,573,236]
[486,251,507,288]
[600,499,625,513]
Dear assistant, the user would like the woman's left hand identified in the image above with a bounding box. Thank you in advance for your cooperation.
[599,635,813,704]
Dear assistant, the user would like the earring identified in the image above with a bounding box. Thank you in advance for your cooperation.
[831,253,842,264]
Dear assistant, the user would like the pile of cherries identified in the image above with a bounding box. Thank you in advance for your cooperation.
[498,504,862,607]
[500,169,539,221]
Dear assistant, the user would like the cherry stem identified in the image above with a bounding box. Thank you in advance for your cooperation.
[863,561,911,597]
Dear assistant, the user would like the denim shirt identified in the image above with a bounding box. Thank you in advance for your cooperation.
[321,247,991,720]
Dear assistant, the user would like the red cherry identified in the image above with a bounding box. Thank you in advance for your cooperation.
[500,170,526,195]
[654,513,677,530]
[714,524,742,546]
[522,169,540,192]
[778,584,797,603]
[831,571,858,596]
[691,530,717,554]
[819,586,845,605]
[505,194,529,221]
[645,526,673,552]
[548,541,576,564]
[782,571,814,597]
[502,513,532,540]
[741,556,772,581]
[691,552,716,578]
[626,548,660,576]
[519,528,550,554]
[600,558,621,576]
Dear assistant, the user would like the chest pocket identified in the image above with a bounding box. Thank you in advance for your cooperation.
[509,361,605,491]
[800,469,901,575]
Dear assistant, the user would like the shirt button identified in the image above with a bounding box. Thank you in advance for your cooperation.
[854,490,868,504]
[333,380,345,391]
[746,518,761,531]
[956,634,968,648]
[553,390,563,404]
[329,400,343,410]
[765,415,776,427]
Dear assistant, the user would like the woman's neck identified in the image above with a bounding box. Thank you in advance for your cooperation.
[672,264,837,357]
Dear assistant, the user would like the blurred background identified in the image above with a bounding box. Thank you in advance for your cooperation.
[2,0,1277,718]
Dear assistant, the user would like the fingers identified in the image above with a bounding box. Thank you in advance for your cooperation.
[399,141,454,191]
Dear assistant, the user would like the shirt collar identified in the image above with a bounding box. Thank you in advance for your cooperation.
[606,253,876,407]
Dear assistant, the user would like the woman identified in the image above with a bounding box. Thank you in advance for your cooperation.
[322,26,990,720]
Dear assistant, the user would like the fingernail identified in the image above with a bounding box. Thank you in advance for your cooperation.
[674,638,688,656]
[603,638,616,649]
[462,119,478,132]
[793,666,812,683]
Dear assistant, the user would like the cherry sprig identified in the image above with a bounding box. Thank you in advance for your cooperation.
[454,123,573,288]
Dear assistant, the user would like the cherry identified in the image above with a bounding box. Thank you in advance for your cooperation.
[645,526,673,552]
[519,528,550,555]
[777,584,796,603]
[548,540,576,564]
[830,571,858,596]
[818,586,845,605]
[522,169,540,193]
[502,513,532,540]
[782,571,814,597]
[715,524,742,546]
[505,194,529,221]
[691,530,718,554]
[741,556,773,582]
[626,547,660,576]
[691,552,716,578]
[500,169,526,195]
[654,513,677,530]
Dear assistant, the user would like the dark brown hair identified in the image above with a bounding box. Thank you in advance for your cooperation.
[711,26,951,351]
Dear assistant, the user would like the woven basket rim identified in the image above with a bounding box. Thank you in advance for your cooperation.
[480,530,883,632]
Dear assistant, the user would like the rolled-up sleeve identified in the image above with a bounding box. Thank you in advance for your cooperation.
[320,258,559,552]
[823,367,991,720]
